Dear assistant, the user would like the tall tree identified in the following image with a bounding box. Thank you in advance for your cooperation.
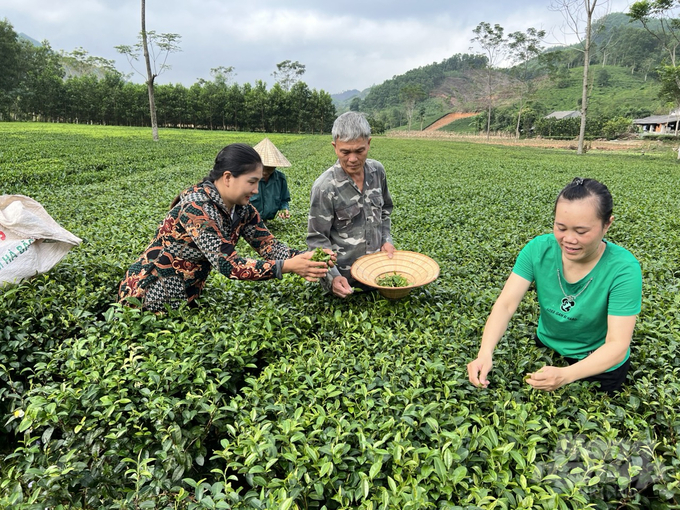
[249,80,269,131]
[115,0,181,140]
[196,78,219,130]
[471,22,507,140]
[309,89,336,134]
[210,67,235,130]
[0,19,24,119]
[399,84,427,131]
[268,82,289,132]
[21,41,65,121]
[550,0,611,154]
[656,64,680,117]
[289,81,312,132]
[508,27,546,138]
[64,47,117,76]
[211,66,236,87]
[629,0,680,66]
[140,0,157,138]
[226,83,245,131]
[272,60,306,91]
[628,0,680,142]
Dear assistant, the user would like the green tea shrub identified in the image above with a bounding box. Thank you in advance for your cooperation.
[1,124,679,509]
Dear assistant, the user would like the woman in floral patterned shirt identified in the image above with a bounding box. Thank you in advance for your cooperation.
[118,143,332,311]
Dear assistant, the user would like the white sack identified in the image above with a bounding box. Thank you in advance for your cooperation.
[0,195,82,286]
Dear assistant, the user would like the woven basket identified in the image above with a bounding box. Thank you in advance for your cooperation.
[350,250,440,299]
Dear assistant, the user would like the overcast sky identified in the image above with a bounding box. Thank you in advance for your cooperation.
[2,0,632,95]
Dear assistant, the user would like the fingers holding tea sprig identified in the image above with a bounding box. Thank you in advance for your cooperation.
[381,242,395,259]
[310,246,336,268]
[284,251,330,281]
[467,354,493,389]
[524,366,569,391]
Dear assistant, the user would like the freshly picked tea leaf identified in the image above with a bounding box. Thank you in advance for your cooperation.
[376,272,409,287]
[311,247,334,266]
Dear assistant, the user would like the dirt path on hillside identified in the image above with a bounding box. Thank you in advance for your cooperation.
[387,130,669,153]
[424,112,477,131]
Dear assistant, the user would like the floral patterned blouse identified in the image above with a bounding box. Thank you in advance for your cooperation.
[118,180,303,311]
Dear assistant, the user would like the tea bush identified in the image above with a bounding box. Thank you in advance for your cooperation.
[1,123,679,509]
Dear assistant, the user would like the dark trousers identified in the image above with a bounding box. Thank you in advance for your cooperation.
[534,336,630,395]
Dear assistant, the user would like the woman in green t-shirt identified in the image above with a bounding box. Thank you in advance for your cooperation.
[467,178,642,394]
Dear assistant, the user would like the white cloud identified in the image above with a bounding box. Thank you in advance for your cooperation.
[0,0,635,93]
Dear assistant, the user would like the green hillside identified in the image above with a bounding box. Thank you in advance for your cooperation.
[530,66,661,118]
[437,65,663,134]
[399,64,664,135]
[341,11,671,133]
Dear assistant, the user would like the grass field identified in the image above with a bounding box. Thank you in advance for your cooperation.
[1,123,679,509]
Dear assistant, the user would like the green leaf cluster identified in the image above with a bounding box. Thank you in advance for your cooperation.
[1,123,680,509]
[310,247,332,265]
[376,272,410,288]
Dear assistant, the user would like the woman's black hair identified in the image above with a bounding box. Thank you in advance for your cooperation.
[170,143,262,208]
[554,177,613,225]
[204,143,262,182]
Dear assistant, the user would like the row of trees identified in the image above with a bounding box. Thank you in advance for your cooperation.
[544,18,662,77]
[0,19,336,134]
[467,105,634,140]
[47,72,336,133]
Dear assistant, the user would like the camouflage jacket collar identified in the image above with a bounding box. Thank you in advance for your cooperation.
[332,159,379,191]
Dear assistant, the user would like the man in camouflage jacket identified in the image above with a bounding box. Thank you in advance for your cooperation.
[307,112,394,298]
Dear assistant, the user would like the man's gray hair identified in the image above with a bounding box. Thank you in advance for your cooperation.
[332,112,371,142]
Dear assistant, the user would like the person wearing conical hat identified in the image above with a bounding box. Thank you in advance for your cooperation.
[251,138,292,221]
[117,143,334,312]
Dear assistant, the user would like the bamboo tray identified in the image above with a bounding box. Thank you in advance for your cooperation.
[350,250,440,299]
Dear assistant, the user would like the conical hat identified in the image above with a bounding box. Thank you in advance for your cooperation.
[253,138,291,168]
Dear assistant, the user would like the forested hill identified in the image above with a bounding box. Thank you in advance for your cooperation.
[550,12,663,71]
[360,53,487,112]
[18,33,40,46]
[331,53,487,111]
[338,11,669,129]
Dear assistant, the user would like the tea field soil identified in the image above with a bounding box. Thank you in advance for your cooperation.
[388,130,667,153]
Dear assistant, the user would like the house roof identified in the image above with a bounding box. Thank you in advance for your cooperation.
[545,111,581,119]
[633,114,680,125]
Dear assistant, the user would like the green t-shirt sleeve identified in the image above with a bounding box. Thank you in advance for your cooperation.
[512,239,536,283]
[608,257,642,316]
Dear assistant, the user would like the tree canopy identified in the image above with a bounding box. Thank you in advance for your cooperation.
[0,19,335,133]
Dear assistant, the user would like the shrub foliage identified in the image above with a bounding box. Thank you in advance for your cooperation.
[1,124,679,509]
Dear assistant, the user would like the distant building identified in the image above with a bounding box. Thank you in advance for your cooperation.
[633,112,680,134]
[545,111,581,120]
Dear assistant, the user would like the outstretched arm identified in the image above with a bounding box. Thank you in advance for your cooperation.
[527,314,635,391]
[180,201,284,280]
[307,183,344,291]
[282,250,333,281]
[467,272,531,388]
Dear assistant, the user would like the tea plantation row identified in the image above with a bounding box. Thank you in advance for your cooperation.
[1,123,679,509]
